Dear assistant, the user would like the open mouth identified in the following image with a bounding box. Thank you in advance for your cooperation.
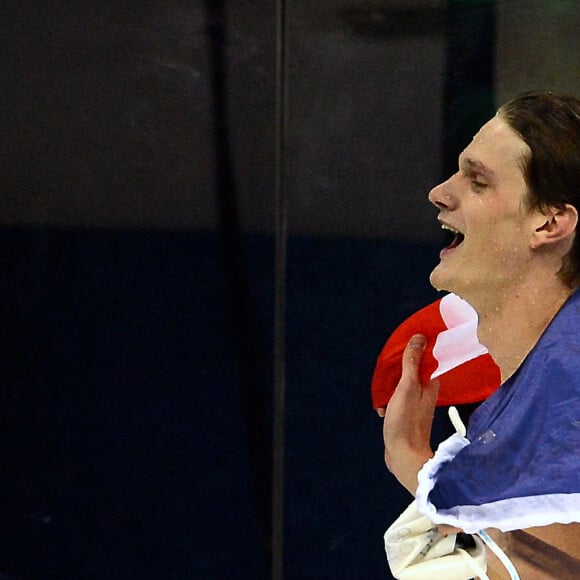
[441,224,465,250]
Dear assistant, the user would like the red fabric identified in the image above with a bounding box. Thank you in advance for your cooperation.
[371,298,501,409]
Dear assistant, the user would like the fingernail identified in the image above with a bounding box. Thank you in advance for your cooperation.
[410,335,425,349]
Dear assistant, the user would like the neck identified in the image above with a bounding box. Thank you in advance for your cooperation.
[471,280,573,382]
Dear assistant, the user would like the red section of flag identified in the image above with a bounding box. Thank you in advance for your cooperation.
[371,297,501,408]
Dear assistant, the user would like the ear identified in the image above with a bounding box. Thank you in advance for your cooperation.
[530,204,578,249]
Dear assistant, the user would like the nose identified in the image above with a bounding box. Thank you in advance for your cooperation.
[428,177,458,211]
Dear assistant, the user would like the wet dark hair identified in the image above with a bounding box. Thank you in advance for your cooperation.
[498,91,580,288]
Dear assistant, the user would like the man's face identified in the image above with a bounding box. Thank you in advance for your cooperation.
[429,115,540,300]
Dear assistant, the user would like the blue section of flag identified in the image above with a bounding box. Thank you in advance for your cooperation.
[427,290,580,526]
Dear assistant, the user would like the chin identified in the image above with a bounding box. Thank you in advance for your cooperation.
[429,265,452,292]
[430,268,469,298]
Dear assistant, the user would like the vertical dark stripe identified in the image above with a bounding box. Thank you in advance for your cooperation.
[272,0,288,577]
[204,0,273,568]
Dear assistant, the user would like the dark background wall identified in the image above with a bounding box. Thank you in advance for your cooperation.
[0,1,579,579]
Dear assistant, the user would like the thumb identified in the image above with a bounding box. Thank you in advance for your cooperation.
[400,334,426,385]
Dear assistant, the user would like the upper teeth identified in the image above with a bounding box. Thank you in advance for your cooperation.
[441,224,460,234]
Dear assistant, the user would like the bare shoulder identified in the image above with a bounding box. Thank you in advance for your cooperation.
[484,525,580,579]
[525,523,580,559]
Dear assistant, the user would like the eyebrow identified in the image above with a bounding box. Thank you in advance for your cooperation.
[460,156,496,179]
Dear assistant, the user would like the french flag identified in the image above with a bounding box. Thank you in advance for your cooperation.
[371,293,501,409]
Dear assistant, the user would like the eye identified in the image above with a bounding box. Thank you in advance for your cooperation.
[468,173,488,190]
[471,179,487,189]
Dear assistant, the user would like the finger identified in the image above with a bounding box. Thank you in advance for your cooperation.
[376,406,386,418]
[399,334,426,385]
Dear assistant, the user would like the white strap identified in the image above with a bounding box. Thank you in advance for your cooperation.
[448,405,466,437]
[477,529,521,580]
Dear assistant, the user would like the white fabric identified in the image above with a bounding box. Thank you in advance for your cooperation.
[431,293,488,379]
[384,500,488,580]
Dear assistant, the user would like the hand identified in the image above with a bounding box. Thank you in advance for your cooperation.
[383,334,439,494]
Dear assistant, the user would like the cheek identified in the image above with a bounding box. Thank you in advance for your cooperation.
[470,224,528,264]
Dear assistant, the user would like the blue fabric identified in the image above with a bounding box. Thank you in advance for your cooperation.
[421,290,580,531]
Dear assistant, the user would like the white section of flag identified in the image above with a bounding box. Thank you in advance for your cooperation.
[431,294,489,379]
